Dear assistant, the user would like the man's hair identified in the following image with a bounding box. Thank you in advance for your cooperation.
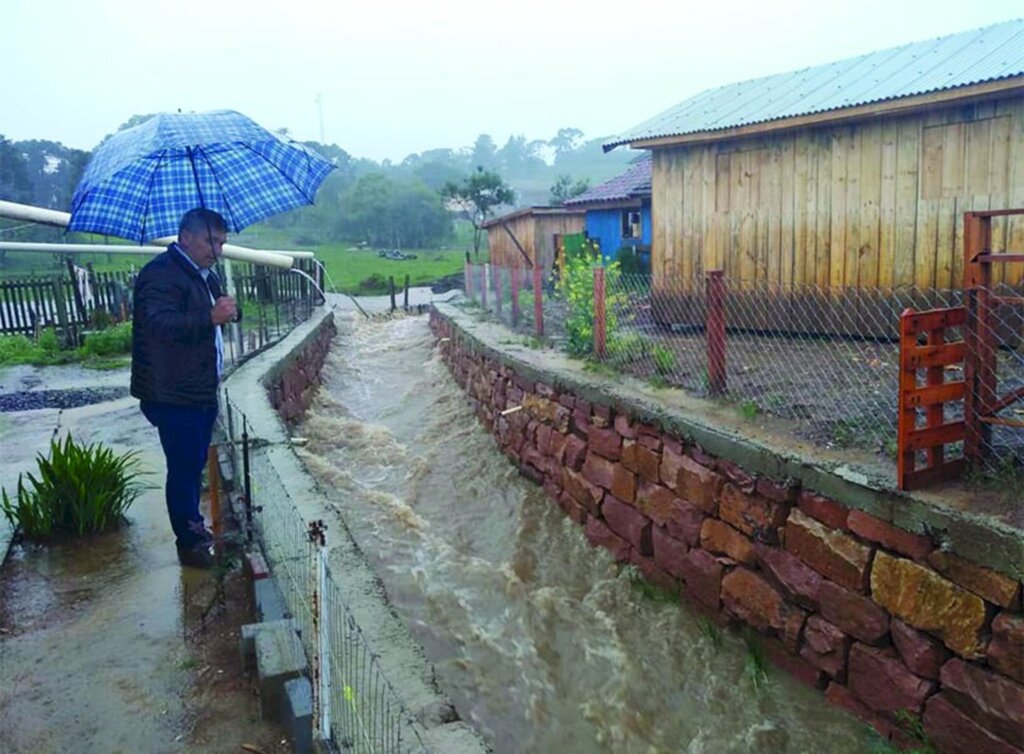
[178,208,228,236]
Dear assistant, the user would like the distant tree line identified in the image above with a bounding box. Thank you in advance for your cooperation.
[1,119,635,254]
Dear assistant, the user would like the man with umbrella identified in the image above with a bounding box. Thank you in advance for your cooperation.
[68,109,334,567]
[130,208,237,567]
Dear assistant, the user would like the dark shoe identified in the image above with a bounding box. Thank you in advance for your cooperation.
[177,543,215,569]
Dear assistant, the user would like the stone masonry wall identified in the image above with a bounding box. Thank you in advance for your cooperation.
[266,318,335,423]
[430,310,1024,754]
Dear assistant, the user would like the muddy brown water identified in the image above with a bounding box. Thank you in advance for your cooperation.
[298,315,875,754]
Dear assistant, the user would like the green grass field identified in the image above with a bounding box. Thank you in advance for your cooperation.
[0,221,487,293]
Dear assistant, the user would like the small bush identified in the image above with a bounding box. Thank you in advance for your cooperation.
[79,322,132,357]
[0,334,37,364]
[1,434,147,539]
[606,333,651,368]
[652,344,677,375]
[357,273,389,294]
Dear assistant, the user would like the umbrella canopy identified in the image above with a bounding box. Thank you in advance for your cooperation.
[68,110,334,242]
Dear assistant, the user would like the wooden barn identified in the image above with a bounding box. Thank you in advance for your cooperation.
[483,206,585,270]
[605,19,1024,306]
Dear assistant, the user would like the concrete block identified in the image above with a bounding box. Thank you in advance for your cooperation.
[254,576,290,622]
[255,621,308,720]
[283,677,313,754]
[240,619,295,671]
[245,551,270,580]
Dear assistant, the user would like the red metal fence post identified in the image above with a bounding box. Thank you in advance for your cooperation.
[465,259,472,299]
[593,267,606,358]
[533,264,544,338]
[962,212,993,464]
[706,270,726,395]
[510,266,521,327]
[481,264,489,309]
[493,265,502,319]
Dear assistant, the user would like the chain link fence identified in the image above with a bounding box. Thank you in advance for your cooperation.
[220,396,428,754]
[463,261,1023,479]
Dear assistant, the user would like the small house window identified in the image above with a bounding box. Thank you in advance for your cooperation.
[622,211,641,239]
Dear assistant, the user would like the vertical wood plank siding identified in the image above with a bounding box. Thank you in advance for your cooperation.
[486,213,585,268]
[651,96,1024,292]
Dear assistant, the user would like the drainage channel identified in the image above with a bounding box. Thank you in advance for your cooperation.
[296,314,872,754]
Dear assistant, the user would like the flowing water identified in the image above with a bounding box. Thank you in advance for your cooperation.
[298,314,873,754]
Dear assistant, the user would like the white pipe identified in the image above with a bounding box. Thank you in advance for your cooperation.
[0,200,298,269]
[0,240,296,270]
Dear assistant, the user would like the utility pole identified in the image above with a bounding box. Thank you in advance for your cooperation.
[315,94,325,144]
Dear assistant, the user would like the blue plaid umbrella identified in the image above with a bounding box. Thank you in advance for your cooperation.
[68,110,335,242]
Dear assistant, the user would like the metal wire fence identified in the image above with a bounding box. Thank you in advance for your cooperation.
[220,396,428,753]
[463,262,1023,479]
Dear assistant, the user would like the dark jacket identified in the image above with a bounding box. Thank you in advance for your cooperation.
[130,246,222,407]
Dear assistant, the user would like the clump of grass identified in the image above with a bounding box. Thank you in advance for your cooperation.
[696,616,723,651]
[647,375,671,390]
[606,333,650,368]
[1,434,147,539]
[79,322,132,357]
[743,629,770,691]
[627,568,678,603]
[739,400,761,421]
[652,344,677,376]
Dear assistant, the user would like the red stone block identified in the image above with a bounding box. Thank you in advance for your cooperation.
[784,508,871,592]
[989,612,1024,683]
[848,643,936,715]
[563,434,587,470]
[661,434,683,455]
[818,580,889,644]
[679,548,723,610]
[557,492,588,526]
[602,494,653,556]
[535,381,556,399]
[923,693,1024,754]
[700,519,757,566]
[721,568,805,639]
[535,423,553,455]
[928,551,1022,609]
[592,403,612,428]
[622,440,661,483]
[716,459,756,493]
[576,398,592,416]
[542,477,561,503]
[801,615,850,678]
[719,483,790,543]
[549,431,569,465]
[664,499,706,547]
[611,465,637,504]
[562,468,603,514]
[764,637,825,689]
[660,447,687,491]
[519,464,544,486]
[614,413,638,439]
[558,393,576,409]
[798,491,850,530]
[756,544,823,609]
[636,480,689,529]
[582,451,617,491]
[825,683,894,740]
[687,445,717,469]
[755,476,798,503]
[637,434,662,451]
[848,510,932,561]
[588,426,623,461]
[940,658,1024,746]
[572,409,590,436]
[652,526,689,579]
[891,619,948,680]
[629,550,679,595]
[585,516,630,562]
[676,455,724,515]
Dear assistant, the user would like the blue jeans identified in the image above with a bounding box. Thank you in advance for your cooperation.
[140,400,218,549]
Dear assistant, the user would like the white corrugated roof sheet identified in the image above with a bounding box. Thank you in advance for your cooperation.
[606,19,1024,150]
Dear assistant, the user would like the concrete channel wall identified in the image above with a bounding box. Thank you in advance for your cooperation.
[430,303,1024,754]
[223,307,489,754]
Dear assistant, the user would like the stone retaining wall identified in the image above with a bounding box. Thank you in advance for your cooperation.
[431,308,1024,754]
[265,318,336,423]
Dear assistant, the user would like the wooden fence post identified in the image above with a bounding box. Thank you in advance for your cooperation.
[533,264,544,338]
[593,267,606,358]
[510,266,521,327]
[389,276,396,312]
[706,270,727,395]
[481,264,489,309]
[465,256,473,299]
[403,274,410,311]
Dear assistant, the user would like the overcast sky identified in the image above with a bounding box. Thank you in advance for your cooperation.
[2,0,1020,162]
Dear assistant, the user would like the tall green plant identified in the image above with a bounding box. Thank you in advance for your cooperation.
[1,435,146,539]
[558,240,625,356]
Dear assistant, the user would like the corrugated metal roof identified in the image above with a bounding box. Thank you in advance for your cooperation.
[606,18,1024,150]
[563,156,652,206]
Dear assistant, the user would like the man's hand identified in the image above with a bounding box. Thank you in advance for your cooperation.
[211,295,238,325]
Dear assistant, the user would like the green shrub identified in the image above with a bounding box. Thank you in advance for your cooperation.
[79,322,132,357]
[652,344,677,375]
[357,273,389,294]
[0,334,37,364]
[1,434,147,539]
[559,241,626,357]
[606,333,651,368]
[615,246,647,276]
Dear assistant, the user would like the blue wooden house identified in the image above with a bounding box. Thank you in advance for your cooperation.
[563,155,652,267]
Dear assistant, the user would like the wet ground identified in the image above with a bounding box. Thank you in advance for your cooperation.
[298,313,877,754]
[0,381,290,753]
